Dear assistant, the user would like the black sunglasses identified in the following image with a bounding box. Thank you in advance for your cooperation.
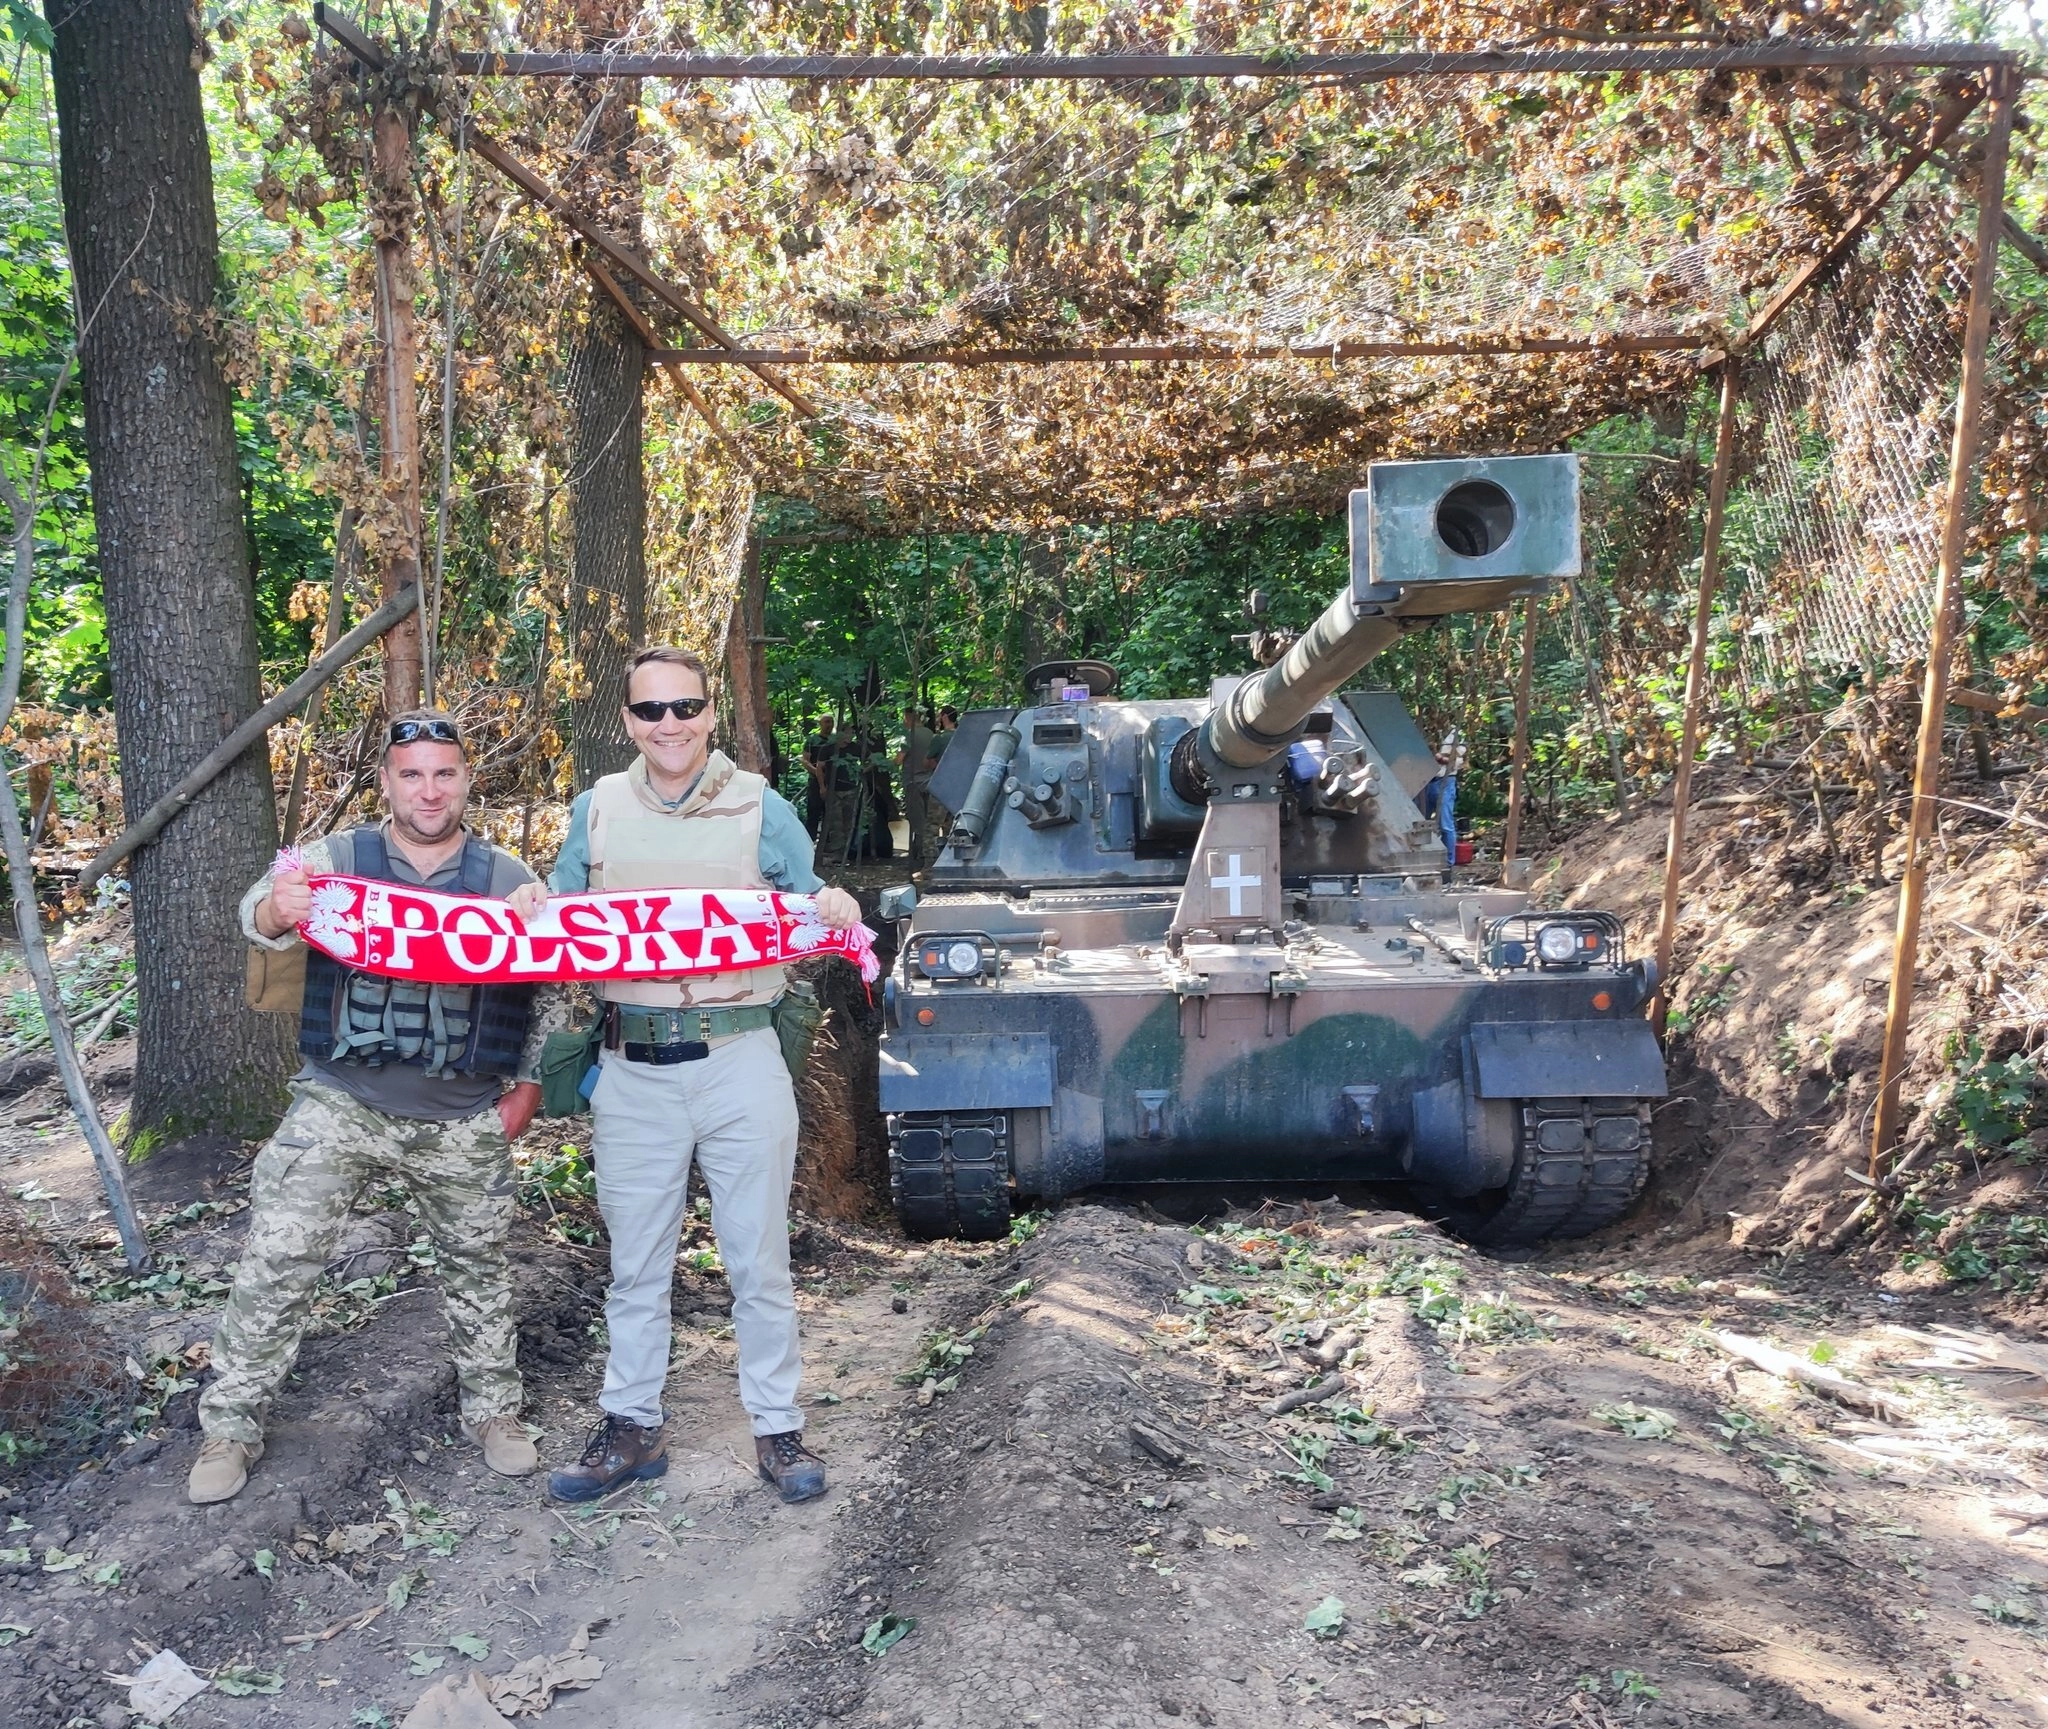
[388,717,463,747]
[626,697,709,723]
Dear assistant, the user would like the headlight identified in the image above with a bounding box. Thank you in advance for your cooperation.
[1535,922,1581,965]
[915,937,988,980]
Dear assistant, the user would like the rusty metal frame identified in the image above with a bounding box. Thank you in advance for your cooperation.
[1702,84,1989,368]
[584,257,750,460]
[643,334,1711,365]
[427,35,2016,81]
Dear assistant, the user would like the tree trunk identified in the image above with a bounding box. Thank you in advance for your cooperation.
[724,535,772,774]
[48,0,294,1140]
[371,100,424,715]
[564,7,647,788]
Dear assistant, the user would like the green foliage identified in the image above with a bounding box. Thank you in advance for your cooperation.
[761,512,1346,777]
[1942,1035,2045,1154]
[1,936,132,1058]
[0,30,341,716]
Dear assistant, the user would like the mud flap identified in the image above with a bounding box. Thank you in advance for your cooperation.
[880,1033,1055,1112]
[1466,1019,1667,1100]
[1036,1088,1105,1198]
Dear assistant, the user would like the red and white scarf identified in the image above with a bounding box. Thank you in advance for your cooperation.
[290,872,878,987]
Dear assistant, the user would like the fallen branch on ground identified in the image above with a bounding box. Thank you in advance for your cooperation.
[1703,1328,1912,1419]
[1882,1324,2048,1389]
[1262,1374,1347,1416]
[1950,687,2048,726]
[280,1602,384,1647]
[1129,1419,1195,1466]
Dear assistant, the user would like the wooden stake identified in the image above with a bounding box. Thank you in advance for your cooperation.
[1870,68,2016,1178]
[1651,362,1741,1033]
[1501,595,1538,865]
[372,99,425,715]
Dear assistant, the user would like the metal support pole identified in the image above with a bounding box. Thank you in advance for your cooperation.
[1870,67,2016,1178]
[1502,595,1538,866]
[1651,362,1742,1034]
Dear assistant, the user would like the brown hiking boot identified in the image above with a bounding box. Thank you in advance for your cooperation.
[755,1430,827,1503]
[463,1414,539,1478]
[187,1437,262,1505]
[546,1413,667,1503]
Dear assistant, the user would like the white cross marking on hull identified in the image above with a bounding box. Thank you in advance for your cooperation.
[1211,854,1262,916]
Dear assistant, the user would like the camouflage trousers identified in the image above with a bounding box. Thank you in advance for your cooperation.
[199,1079,521,1444]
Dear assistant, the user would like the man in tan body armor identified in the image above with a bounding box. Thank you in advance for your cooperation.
[510,647,859,1504]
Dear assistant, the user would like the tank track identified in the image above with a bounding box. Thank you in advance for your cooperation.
[1444,1100,1651,1248]
[887,1111,1013,1242]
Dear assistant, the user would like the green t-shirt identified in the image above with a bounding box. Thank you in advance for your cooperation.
[902,722,936,780]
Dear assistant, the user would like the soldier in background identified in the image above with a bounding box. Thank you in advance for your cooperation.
[898,704,937,867]
[926,707,961,842]
[190,713,561,1505]
[802,713,836,839]
[858,721,896,861]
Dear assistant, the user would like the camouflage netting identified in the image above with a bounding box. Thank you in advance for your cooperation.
[55,0,2032,847]
[411,0,2015,541]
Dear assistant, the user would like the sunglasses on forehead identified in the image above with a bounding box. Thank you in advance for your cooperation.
[387,717,463,748]
[626,697,709,723]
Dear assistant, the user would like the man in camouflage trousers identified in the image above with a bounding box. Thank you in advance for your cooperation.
[190,713,565,1505]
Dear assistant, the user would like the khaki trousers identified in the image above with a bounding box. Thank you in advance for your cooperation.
[589,1027,803,1434]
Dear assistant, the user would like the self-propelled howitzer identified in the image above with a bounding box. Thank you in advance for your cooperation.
[877,456,1667,1242]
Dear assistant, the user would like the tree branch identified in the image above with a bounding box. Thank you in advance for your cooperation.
[76,584,422,892]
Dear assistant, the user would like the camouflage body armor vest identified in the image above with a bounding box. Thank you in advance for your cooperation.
[298,827,532,1078]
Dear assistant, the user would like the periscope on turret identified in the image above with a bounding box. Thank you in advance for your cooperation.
[873,456,1667,1246]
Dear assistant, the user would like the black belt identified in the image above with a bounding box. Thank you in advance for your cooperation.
[621,1038,710,1065]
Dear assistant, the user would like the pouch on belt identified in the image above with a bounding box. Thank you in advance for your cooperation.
[538,1020,606,1118]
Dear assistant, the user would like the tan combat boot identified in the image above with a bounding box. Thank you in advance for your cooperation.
[463,1414,539,1478]
[187,1437,262,1505]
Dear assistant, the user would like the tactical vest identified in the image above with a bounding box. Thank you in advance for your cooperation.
[298,827,533,1079]
[586,752,784,1011]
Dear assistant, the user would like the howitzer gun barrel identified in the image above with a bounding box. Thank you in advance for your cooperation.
[1202,455,1583,772]
[1206,588,1404,770]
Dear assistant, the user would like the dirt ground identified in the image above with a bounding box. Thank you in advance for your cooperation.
[2,783,2047,1729]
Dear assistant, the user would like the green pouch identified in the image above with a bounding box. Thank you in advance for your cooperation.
[538,1020,605,1118]
[772,981,824,1085]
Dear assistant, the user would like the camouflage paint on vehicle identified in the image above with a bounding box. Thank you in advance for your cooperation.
[878,456,1667,1244]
